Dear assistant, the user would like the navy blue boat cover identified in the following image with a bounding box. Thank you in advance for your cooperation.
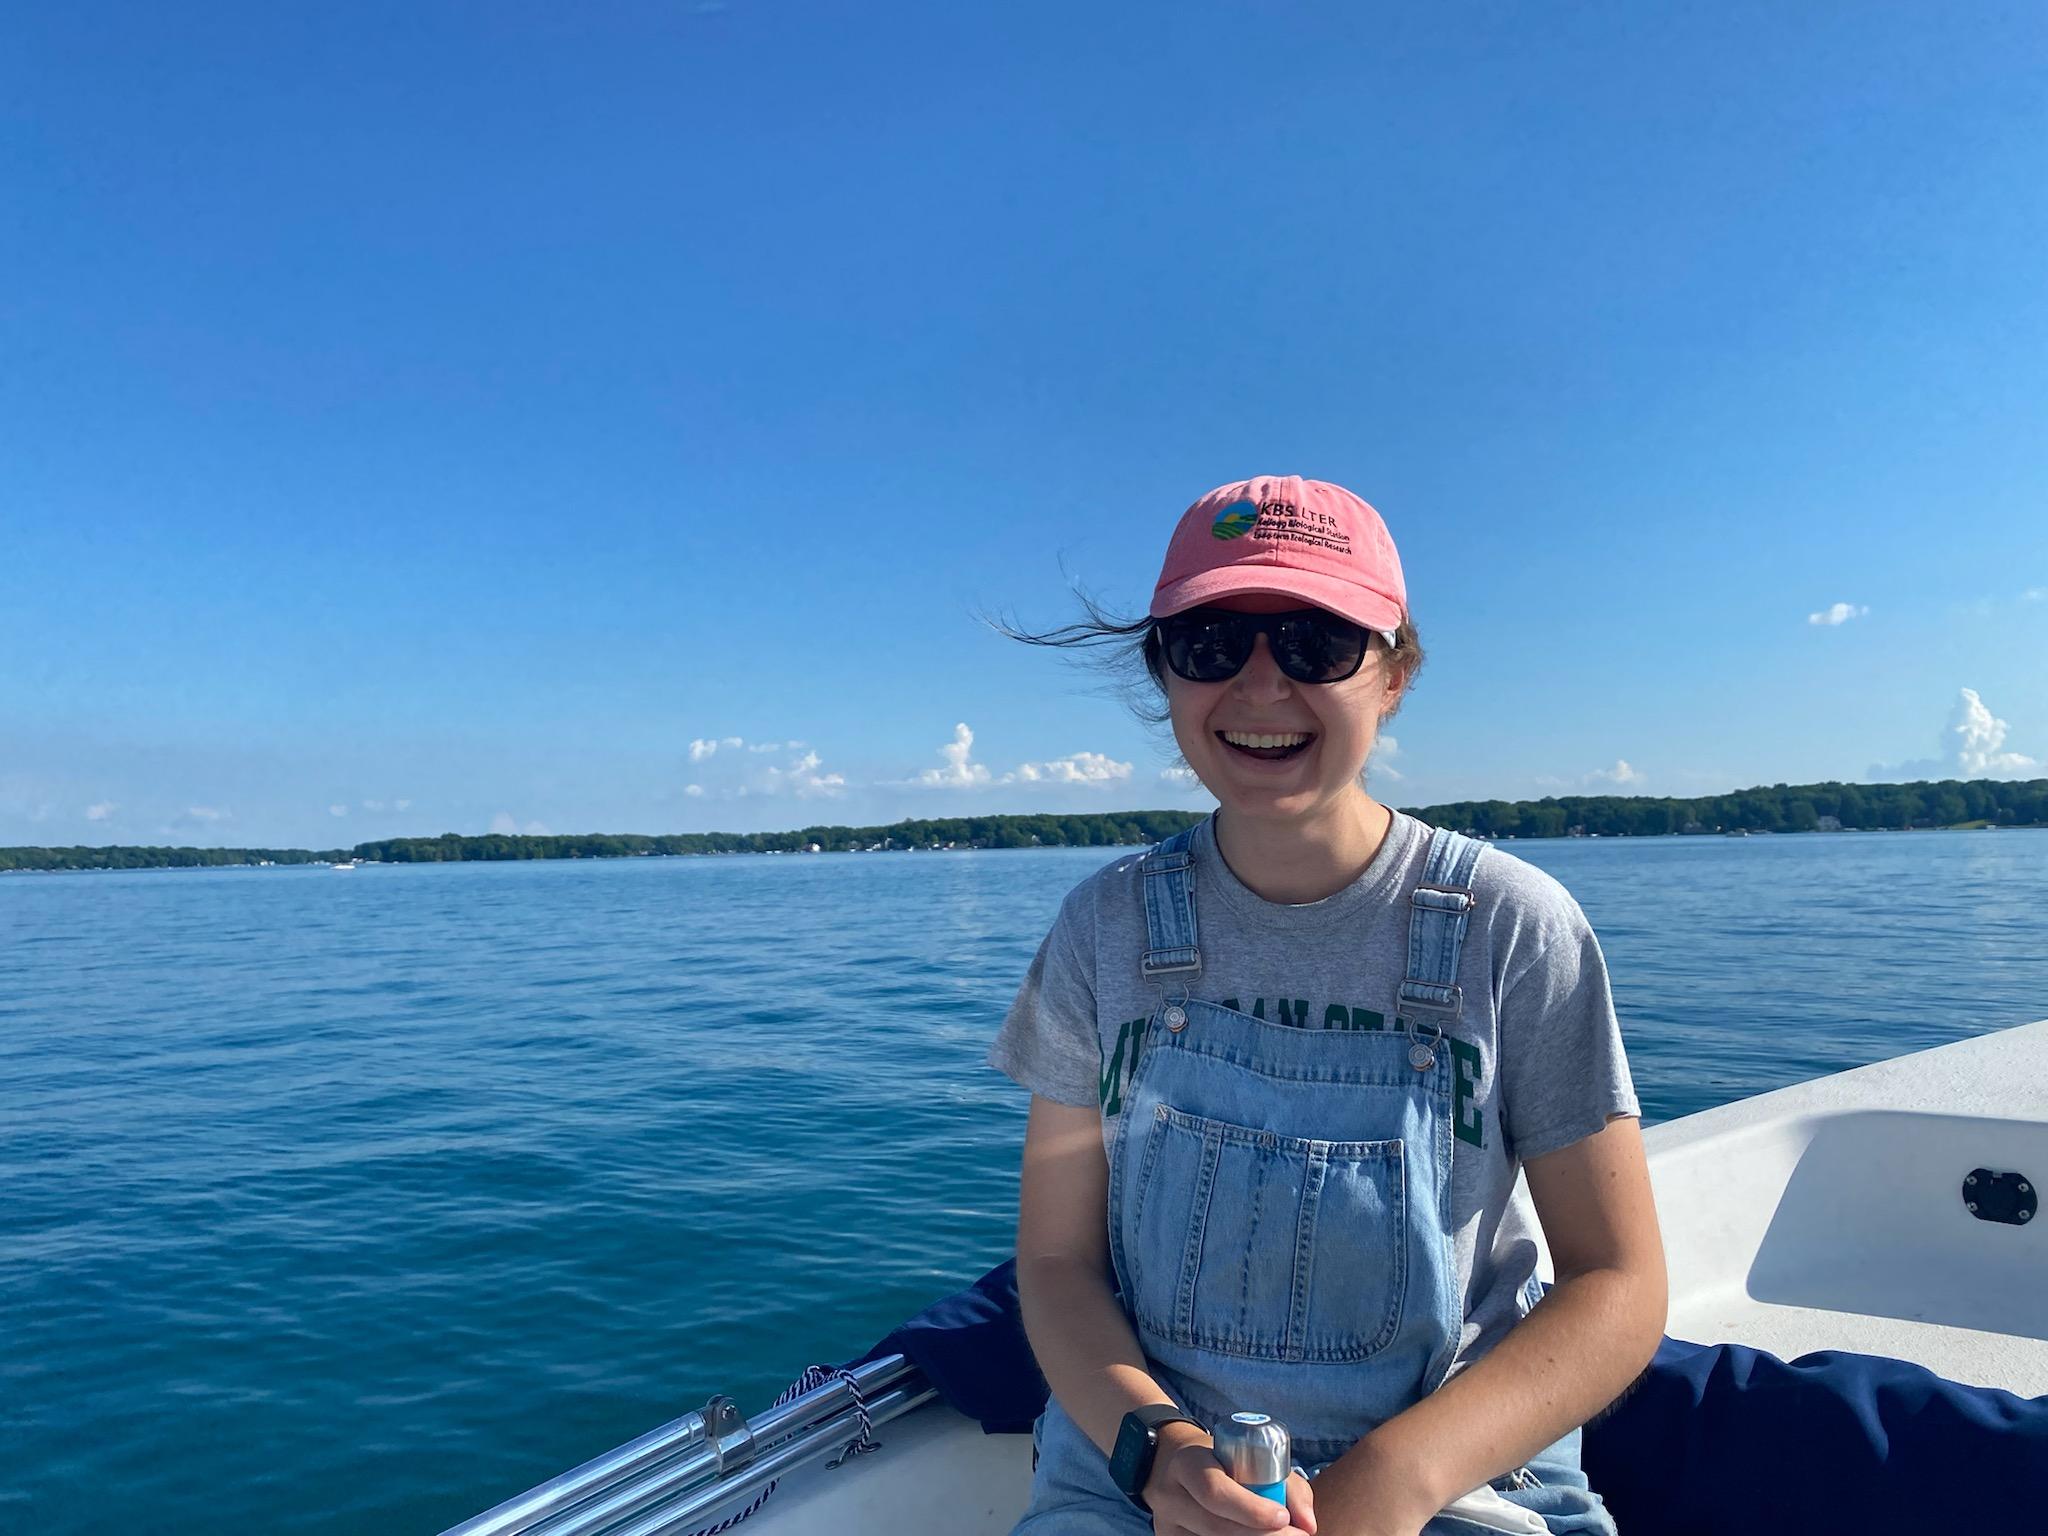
[855,1259,2048,1530]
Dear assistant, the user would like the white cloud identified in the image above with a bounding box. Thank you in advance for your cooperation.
[919,723,994,787]
[916,723,1132,789]
[1949,689,2040,777]
[1536,761,1644,791]
[1872,687,2042,781]
[687,742,848,800]
[688,735,748,763]
[1014,752,1133,785]
[1808,602,1869,627]
[2024,588,2046,603]
[328,804,349,817]
[395,798,412,811]
[361,799,385,812]
[488,813,553,836]
[764,748,847,799]
[186,806,228,822]
[1160,766,1201,787]
[85,801,116,821]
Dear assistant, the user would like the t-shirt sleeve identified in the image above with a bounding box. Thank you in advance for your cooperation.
[986,892,1100,1109]
[1497,894,1640,1162]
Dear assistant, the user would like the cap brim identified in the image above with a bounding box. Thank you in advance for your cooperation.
[1151,568,1404,634]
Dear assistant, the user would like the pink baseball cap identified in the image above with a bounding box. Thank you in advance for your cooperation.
[1149,475,1407,636]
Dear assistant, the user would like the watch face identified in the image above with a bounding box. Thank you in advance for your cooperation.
[1108,1411,1154,1496]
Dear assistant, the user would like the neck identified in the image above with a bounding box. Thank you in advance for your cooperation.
[1213,789,1393,904]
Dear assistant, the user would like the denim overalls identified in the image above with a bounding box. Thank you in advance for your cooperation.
[1013,827,1618,1536]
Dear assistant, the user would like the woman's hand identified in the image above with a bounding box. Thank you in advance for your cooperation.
[1142,1427,1316,1536]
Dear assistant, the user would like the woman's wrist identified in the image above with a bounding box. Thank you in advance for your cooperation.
[1310,1429,1452,1533]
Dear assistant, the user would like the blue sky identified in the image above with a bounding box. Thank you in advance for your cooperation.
[4,2,2044,846]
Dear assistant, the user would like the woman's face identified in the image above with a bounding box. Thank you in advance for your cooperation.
[1164,593,1405,821]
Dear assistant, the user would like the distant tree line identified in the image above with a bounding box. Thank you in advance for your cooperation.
[348,810,1207,862]
[0,845,347,872]
[1416,778,2048,839]
[6,781,2044,872]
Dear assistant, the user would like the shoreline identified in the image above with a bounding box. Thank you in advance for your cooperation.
[5,818,2042,876]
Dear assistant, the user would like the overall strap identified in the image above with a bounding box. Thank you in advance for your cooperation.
[1397,825,1486,1027]
[1138,825,1202,984]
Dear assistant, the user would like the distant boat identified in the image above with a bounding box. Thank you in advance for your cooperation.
[330,861,356,870]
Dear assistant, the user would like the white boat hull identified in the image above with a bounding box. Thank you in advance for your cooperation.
[747,1020,2048,1534]
[445,1020,2048,1536]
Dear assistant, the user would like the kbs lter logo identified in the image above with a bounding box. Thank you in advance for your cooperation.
[1210,499,1258,540]
[1211,496,1353,555]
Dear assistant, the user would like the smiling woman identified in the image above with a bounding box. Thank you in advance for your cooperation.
[983,475,1662,1536]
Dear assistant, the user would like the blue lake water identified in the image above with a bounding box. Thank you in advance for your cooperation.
[4,828,2046,1534]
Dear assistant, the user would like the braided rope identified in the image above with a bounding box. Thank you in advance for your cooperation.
[682,1365,881,1536]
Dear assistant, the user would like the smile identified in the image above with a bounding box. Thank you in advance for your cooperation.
[1218,730,1315,760]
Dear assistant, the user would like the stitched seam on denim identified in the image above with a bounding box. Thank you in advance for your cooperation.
[1234,1145,1269,1352]
[1154,1038,1458,1087]
[1387,1138,1413,1357]
[1123,1109,1170,1336]
[1289,1146,1324,1361]
[1174,1128,1223,1344]
[1157,1104,1404,1160]
[1160,847,1196,952]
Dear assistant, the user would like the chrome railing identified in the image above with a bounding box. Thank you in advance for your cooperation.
[440,1353,935,1536]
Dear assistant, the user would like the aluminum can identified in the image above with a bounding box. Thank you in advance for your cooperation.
[1212,1411,1291,1505]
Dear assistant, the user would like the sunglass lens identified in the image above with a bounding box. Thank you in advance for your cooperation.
[1275,614,1368,682]
[1163,613,1251,681]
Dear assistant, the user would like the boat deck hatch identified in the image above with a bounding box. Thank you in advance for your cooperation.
[1964,1168,2037,1228]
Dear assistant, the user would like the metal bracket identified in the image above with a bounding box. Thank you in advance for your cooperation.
[699,1394,756,1475]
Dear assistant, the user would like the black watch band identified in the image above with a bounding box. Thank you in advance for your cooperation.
[1109,1403,1204,1509]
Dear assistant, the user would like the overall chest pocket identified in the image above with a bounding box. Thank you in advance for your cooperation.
[1126,1103,1408,1363]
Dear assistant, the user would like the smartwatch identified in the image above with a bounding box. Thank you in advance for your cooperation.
[1109,1402,1204,1509]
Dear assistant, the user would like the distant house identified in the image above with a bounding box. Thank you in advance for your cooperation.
[1816,815,1843,832]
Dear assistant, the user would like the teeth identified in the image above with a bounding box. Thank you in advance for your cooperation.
[1222,731,1312,749]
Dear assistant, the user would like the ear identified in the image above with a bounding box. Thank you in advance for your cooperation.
[1377,655,1408,720]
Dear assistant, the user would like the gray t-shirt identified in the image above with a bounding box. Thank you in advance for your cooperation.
[987,809,1640,1377]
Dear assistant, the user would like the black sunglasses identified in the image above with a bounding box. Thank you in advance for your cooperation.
[1154,607,1379,685]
